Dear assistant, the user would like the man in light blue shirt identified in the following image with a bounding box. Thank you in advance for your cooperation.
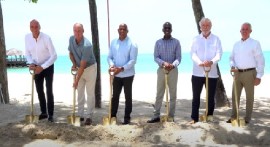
[107,23,138,125]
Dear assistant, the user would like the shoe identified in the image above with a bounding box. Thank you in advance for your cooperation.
[84,118,92,125]
[48,116,54,122]
[39,114,48,120]
[245,120,249,124]
[122,119,130,125]
[147,117,160,123]
[80,117,84,121]
[226,119,232,123]
[187,120,197,125]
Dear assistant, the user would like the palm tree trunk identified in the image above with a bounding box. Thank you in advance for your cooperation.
[0,2,9,104]
[88,0,101,108]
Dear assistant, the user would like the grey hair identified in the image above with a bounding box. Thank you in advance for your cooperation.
[242,22,252,30]
[199,17,212,27]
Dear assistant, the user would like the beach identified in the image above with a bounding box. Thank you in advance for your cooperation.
[0,72,270,146]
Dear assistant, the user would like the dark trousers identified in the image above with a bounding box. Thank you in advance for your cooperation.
[34,64,54,116]
[191,75,218,122]
[111,75,134,120]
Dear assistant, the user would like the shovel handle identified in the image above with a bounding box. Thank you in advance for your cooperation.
[203,66,211,73]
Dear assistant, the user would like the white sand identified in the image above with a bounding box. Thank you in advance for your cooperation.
[1,72,270,146]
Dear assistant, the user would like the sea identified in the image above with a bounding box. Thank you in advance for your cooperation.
[7,51,270,75]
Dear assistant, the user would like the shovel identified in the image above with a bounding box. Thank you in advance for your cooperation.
[102,72,117,125]
[67,69,81,126]
[103,72,117,125]
[160,68,174,122]
[25,69,39,123]
[200,66,213,122]
[231,72,245,127]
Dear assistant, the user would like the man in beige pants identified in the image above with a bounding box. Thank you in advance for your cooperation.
[227,22,265,124]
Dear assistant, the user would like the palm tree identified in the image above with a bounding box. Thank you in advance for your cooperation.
[0,1,9,104]
[88,0,101,108]
[191,0,229,107]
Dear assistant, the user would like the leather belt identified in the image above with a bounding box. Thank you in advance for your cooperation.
[238,68,255,72]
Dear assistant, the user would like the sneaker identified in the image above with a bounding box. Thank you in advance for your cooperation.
[48,116,54,122]
[39,114,48,120]
[84,118,92,125]
[147,117,160,123]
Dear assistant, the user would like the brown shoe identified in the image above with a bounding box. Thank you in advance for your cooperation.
[84,118,92,125]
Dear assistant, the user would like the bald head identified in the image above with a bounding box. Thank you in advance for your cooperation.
[73,23,84,43]
[30,19,41,38]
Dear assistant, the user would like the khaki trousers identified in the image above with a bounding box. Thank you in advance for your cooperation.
[77,63,97,119]
[231,69,256,122]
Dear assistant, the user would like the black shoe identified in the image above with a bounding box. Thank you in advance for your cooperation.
[147,117,160,123]
[85,118,92,125]
[48,116,54,122]
[80,117,84,121]
[245,120,249,124]
[226,119,232,123]
[39,114,48,120]
[122,119,130,125]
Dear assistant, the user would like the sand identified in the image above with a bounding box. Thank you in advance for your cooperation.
[0,72,269,146]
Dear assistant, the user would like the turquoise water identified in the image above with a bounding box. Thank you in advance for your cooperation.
[7,51,270,74]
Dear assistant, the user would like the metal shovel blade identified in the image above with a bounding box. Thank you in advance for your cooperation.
[232,118,246,127]
[25,115,39,123]
[102,115,117,125]
[160,115,174,123]
[67,115,81,126]
[200,114,213,122]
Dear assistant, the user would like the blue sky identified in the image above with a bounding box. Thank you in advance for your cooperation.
[2,0,270,55]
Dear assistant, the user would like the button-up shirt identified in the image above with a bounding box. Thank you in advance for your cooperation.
[154,37,182,67]
[230,37,265,78]
[191,33,223,78]
[68,36,96,68]
[107,36,138,78]
[25,32,57,69]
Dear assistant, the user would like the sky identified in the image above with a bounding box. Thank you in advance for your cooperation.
[2,0,270,55]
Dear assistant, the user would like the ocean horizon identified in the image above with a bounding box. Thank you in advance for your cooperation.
[7,51,270,75]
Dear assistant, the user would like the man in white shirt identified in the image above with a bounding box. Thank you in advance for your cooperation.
[189,18,223,124]
[227,22,265,124]
[25,19,57,122]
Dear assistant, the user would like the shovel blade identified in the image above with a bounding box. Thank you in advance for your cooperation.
[102,116,110,125]
[160,115,174,123]
[25,115,39,123]
[67,115,81,126]
[102,116,117,125]
[200,115,207,122]
[232,118,246,127]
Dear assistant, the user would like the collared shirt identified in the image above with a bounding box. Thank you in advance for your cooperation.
[68,36,96,67]
[230,37,265,78]
[191,33,223,78]
[25,32,57,69]
[154,37,182,67]
[107,36,138,78]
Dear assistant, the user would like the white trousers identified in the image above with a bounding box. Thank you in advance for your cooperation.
[77,63,97,119]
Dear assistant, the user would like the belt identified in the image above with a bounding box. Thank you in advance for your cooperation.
[238,68,255,72]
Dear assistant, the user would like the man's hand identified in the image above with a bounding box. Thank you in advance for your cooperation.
[199,61,213,67]
[163,62,174,71]
[254,78,261,86]
[230,66,238,72]
[35,66,44,74]
[108,66,123,75]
